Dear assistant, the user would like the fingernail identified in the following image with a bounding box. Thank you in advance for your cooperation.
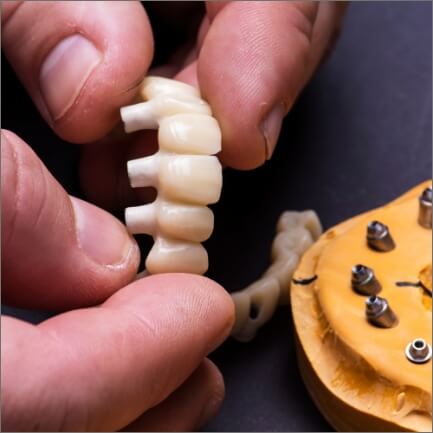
[198,394,223,429]
[198,376,224,429]
[40,34,102,121]
[71,197,134,266]
[261,103,285,160]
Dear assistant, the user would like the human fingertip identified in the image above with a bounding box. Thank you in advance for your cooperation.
[40,34,102,122]
[71,197,139,268]
[199,276,235,351]
[196,359,225,429]
[133,273,235,351]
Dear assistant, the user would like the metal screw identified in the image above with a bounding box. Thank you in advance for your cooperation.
[365,295,398,328]
[351,264,382,295]
[366,221,396,252]
[405,338,432,364]
[418,186,432,229]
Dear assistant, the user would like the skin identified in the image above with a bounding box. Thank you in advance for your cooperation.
[1,1,347,431]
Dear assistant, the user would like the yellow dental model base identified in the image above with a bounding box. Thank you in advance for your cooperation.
[291,181,432,432]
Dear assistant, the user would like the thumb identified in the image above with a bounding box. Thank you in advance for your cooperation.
[1,1,153,143]
[1,129,140,310]
[198,1,347,169]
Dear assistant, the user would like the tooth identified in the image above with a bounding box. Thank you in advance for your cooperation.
[120,101,159,132]
[157,200,214,242]
[125,202,157,235]
[153,94,211,118]
[159,114,221,155]
[120,95,211,133]
[140,76,201,100]
[159,155,222,205]
[145,237,209,274]
[127,155,158,188]
[125,199,214,242]
[128,153,222,204]
[121,76,223,276]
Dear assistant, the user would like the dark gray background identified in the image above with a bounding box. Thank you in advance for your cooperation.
[2,2,432,432]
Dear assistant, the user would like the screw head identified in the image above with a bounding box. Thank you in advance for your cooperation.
[365,295,398,328]
[367,221,388,239]
[418,186,432,229]
[405,338,432,364]
[366,221,396,252]
[420,186,432,204]
[366,295,386,316]
[352,264,372,283]
[352,265,381,295]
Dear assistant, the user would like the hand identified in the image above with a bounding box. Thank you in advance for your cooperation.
[2,1,347,210]
[1,1,345,430]
[1,128,234,432]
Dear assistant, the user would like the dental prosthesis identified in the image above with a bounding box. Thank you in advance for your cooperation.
[120,76,322,337]
[120,77,222,275]
[291,181,432,432]
[231,211,322,342]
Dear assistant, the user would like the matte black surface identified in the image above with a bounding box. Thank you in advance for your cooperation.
[2,2,432,432]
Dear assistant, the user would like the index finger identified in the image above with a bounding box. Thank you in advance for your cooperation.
[1,274,234,432]
[195,1,347,169]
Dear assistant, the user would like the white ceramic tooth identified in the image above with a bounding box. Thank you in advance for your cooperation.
[157,200,214,242]
[158,114,221,155]
[121,76,223,276]
[127,155,158,188]
[141,76,201,100]
[153,94,211,118]
[128,153,222,204]
[126,199,214,242]
[145,237,209,274]
[121,96,211,133]
[125,203,157,235]
[120,101,159,132]
[159,155,222,205]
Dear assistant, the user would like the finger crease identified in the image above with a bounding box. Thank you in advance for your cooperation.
[122,73,147,95]
[1,0,25,29]
[33,158,49,229]
[5,141,23,248]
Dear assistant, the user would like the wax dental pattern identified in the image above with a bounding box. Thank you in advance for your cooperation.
[231,210,322,342]
[120,77,222,275]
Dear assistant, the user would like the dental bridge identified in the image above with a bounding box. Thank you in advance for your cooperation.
[120,76,319,340]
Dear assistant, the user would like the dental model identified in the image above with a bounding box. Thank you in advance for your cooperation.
[291,181,432,432]
[231,210,322,342]
[120,77,222,274]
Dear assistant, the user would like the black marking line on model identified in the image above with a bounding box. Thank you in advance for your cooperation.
[395,281,431,296]
[395,281,422,288]
[292,275,318,285]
